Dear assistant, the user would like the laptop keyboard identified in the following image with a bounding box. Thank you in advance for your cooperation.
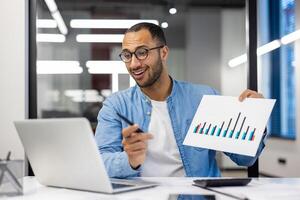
[111,183,134,189]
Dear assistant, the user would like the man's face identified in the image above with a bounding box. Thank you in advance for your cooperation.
[121,29,165,88]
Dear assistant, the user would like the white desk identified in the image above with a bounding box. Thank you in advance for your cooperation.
[5,177,300,200]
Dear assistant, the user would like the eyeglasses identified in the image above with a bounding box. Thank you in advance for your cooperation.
[119,45,164,63]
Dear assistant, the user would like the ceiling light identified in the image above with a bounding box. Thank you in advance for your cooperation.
[44,0,57,12]
[280,29,300,45]
[76,34,124,43]
[51,11,68,35]
[228,54,247,68]
[64,90,104,103]
[257,40,281,56]
[161,22,168,29]
[37,19,57,28]
[228,29,300,68]
[86,61,128,74]
[44,0,68,35]
[36,34,65,42]
[37,60,83,74]
[70,19,159,29]
[100,89,112,97]
[169,7,177,15]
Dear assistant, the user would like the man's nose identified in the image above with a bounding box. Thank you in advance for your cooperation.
[129,54,142,68]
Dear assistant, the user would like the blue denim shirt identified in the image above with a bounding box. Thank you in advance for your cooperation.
[95,79,264,178]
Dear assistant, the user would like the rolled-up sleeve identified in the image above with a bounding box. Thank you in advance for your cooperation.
[94,97,140,178]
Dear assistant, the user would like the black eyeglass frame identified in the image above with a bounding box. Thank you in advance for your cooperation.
[119,45,165,63]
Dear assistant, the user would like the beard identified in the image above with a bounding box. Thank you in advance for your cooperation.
[134,58,163,88]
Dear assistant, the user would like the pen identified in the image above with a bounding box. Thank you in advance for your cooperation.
[116,112,144,133]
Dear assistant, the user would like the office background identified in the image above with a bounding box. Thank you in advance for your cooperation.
[0,0,299,177]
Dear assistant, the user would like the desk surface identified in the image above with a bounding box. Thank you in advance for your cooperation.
[5,177,300,200]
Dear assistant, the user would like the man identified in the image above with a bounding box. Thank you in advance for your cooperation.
[95,22,264,178]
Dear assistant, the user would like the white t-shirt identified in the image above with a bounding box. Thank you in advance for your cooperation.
[141,99,185,177]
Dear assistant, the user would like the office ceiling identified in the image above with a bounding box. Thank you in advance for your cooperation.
[44,0,245,12]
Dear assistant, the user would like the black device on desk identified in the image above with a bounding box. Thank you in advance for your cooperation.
[168,194,216,200]
[193,178,252,187]
[193,178,251,200]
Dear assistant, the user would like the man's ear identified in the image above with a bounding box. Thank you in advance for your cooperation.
[160,45,169,61]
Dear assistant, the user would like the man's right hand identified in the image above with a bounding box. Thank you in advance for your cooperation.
[122,124,153,169]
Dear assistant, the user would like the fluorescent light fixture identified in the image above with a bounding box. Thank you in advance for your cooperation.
[72,95,104,103]
[52,11,68,35]
[76,34,124,43]
[44,0,57,12]
[169,8,177,15]
[281,29,300,44]
[100,89,112,97]
[37,19,57,28]
[161,22,168,29]
[70,19,159,29]
[228,54,247,68]
[37,60,83,74]
[257,40,281,56]
[37,34,66,42]
[228,29,300,68]
[44,0,68,35]
[64,89,104,102]
[64,89,98,97]
[86,61,128,74]
[87,61,131,93]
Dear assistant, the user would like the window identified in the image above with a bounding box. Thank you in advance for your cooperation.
[267,0,296,139]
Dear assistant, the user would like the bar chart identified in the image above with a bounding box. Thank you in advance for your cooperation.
[192,112,256,142]
[183,95,276,156]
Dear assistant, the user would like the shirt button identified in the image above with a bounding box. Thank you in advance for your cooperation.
[146,111,151,116]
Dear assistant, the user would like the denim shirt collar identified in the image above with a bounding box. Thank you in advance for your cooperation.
[135,76,177,103]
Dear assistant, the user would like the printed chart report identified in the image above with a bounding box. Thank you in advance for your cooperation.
[183,95,276,156]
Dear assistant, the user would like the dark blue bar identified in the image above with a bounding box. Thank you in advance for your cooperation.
[211,126,216,135]
[228,130,234,138]
[216,122,225,137]
[205,124,211,135]
[193,125,199,133]
[200,122,207,134]
[235,131,241,139]
[223,130,228,137]
[242,126,250,140]
[216,128,222,136]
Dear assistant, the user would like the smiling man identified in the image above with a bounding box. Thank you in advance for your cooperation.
[95,22,265,178]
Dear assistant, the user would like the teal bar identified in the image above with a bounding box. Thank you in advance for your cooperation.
[235,131,241,139]
[248,130,255,141]
[223,130,228,137]
[200,128,204,134]
[193,126,198,133]
[205,128,209,135]
[216,128,221,136]
[242,132,247,140]
[210,126,216,135]
[228,130,234,138]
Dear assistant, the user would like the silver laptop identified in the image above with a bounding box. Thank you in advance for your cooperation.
[14,118,157,193]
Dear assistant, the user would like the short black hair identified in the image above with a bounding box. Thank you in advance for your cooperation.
[125,22,167,45]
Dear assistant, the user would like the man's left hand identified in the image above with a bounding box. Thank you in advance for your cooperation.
[239,89,264,102]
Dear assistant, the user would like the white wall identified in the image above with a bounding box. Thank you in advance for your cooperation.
[185,8,247,169]
[219,9,247,168]
[220,9,247,96]
[260,1,300,177]
[185,8,221,91]
[0,0,27,160]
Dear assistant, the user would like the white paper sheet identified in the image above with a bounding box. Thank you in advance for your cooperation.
[183,95,276,156]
